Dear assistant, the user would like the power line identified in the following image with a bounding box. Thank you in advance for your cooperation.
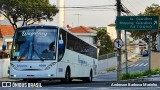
[121,3,135,16]
[66,9,116,11]
[8,5,115,9]
[134,0,145,8]
[57,4,115,9]
[124,0,139,14]
[65,7,115,10]
[114,1,135,16]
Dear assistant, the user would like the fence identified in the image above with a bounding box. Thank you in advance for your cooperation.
[0,58,10,78]
[98,52,117,60]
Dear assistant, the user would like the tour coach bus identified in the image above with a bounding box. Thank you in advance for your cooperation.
[8,25,98,82]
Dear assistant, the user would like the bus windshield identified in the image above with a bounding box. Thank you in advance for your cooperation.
[11,28,58,61]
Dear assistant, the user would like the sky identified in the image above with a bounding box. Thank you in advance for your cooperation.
[44,0,160,27]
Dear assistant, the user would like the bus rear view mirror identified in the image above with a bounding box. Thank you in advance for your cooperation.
[59,40,64,49]
[59,34,64,49]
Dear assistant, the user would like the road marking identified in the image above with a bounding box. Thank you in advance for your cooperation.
[139,63,145,67]
[129,62,148,67]
[129,64,135,67]
[134,63,140,67]
[143,63,148,66]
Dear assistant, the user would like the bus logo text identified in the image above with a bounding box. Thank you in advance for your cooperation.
[22,31,47,37]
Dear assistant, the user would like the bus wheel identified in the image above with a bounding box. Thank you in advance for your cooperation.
[61,70,71,83]
[87,70,93,82]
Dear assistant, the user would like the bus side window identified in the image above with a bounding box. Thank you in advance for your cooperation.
[58,29,66,61]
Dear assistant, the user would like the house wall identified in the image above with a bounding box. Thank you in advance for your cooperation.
[0,40,2,50]
[77,35,96,46]
[151,52,160,69]
[107,26,117,40]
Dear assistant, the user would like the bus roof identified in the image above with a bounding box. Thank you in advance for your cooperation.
[16,25,59,30]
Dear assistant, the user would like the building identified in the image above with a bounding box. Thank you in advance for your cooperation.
[107,25,133,42]
[69,26,97,46]
[107,25,117,40]
[57,0,65,27]
[0,25,14,50]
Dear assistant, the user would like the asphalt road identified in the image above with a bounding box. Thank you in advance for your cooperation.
[122,56,149,73]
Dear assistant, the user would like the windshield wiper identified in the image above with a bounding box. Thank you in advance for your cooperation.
[33,48,45,62]
[18,46,29,62]
[40,57,45,62]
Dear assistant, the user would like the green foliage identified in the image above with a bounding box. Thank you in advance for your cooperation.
[129,30,148,40]
[144,4,160,16]
[108,24,115,26]
[121,69,160,80]
[0,0,59,30]
[106,67,116,72]
[121,73,132,80]
[97,29,114,55]
[121,72,143,80]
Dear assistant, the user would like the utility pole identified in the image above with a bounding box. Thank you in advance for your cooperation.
[116,0,122,81]
[148,30,151,71]
[125,30,128,74]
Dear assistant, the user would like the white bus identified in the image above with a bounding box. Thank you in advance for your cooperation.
[9,25,98,83]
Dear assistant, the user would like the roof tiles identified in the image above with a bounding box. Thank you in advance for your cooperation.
[0,25,14,37]
[69,26,97,33]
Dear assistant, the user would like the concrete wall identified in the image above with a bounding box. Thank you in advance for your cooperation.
[151,52,160,69]
[0,58,10,78]
[98,57,117,71]
[0,60,2,78]
[98,52,137,72]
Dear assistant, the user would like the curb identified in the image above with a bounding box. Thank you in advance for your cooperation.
[0,77,18,82]
[122,75,160,81]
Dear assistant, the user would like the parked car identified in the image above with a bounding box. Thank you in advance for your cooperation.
[0,51,9,58]
[140,50,150,56]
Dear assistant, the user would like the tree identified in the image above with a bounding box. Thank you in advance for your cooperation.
[97,29,114,55]
[0,0,59,30]
[129,4,160,40]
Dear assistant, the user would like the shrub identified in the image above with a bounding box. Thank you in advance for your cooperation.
[106,67,116,72]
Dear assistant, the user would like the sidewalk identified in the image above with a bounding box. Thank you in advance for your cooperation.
[145,76,160,81]
[0,77,18,81]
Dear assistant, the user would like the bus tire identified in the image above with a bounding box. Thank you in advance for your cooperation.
[83,70,93,82]
[88,70,93,82]
[61,69,71,83]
